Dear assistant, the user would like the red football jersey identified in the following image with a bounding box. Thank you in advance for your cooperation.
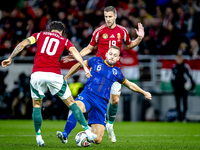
[90,24,131,68]
[31,31,73,74]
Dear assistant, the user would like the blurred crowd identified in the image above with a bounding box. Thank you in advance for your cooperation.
[0,0,200,57]
[1,0,200,119]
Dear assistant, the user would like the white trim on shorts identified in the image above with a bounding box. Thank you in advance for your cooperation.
[30,72,71,100]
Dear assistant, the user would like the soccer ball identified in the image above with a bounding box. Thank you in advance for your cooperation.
[75,131,91,147]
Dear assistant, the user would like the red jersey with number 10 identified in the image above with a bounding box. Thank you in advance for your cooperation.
[90,24,131,68]
[31,31,73,74]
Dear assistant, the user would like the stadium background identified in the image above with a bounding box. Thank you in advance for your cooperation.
[0,0,200,122]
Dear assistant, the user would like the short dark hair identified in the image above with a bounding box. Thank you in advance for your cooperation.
[109,46,120,52]
[104,6,117,14]
[49,21,65,32]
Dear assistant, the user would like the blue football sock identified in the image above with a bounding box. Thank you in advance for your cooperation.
[63,110,77,139]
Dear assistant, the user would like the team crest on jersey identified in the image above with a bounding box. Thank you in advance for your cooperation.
[78,96,84,100]
[117,33,121,41]
[102,33,108,39]
[112,68,117,75]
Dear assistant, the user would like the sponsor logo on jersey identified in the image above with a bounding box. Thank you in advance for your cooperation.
[110,34,115,38]
[112,68,117,75]
[103,33,108,39]
[117,33,121,41]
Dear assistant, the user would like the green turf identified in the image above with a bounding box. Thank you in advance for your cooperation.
[0,120,199,150]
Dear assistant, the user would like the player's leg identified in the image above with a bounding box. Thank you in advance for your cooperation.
[46,73,95,139]
[108,94,120,124]
[182,92,188,121]
[107,81,121,143]
[56,91,96,143]
[175,93,181,121]
[91,124,105,144]
[87,93,107,144]
[30,72,46,147]
[32,98,45,146]
[57,86,96,141]
[56,100,87,144]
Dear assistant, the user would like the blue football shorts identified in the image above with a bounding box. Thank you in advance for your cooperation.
[75,90,107,126]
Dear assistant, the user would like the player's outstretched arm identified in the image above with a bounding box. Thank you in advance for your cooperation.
[64,62,83,81]
[69,47,91,78]
[1,38,32,68]
[63,44,94,63]
[126,23,145,49]
[123,80,152,100]
[80,44,94,57]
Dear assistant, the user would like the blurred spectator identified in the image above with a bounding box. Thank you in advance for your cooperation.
[167,0,182,14]
[129,27,139,52]
[182,6,200,42]
[171,54,195,121]
[32,7,50,33]
[174,6,185,31]
[162,7,174,30]
[10,73,32,119]
[0,70,10,119]
[189,38,200,59]
[12,19,26,44]
[79,28,92,49]
[25,19,35,38]
[177,42,190,55]
[66,0,79,19]
[155,6,163,19]
[19,0,36,20]
[183,0,199,14]
[138,7,153,23]
[139,18,151,54]
[0,40,12,56]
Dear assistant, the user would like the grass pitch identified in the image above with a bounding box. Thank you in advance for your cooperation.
[0,120,199,150]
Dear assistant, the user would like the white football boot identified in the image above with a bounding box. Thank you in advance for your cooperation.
[106,123,116,143]
[85,129,97,142]
[56,131,68,144]
[36,135,45,147]
[88,126,92,131]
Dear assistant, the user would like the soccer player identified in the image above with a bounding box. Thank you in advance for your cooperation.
[56,46,151,144]
[63,6,145,143]
[1,21,96,146]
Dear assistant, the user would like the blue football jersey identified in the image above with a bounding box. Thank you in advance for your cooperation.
[84,57,126,101]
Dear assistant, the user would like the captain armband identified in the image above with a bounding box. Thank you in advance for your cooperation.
[27,36,36,45]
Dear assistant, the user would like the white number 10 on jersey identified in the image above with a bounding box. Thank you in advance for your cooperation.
[41,36,60,56]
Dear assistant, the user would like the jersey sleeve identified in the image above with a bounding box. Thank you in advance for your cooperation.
[116,68,127,84]
[31,33,39,42]
[65,39,74,51]
[89,29,98,46]
[123,29,131,45]
[86,57,94,68]
[86,57,99,68]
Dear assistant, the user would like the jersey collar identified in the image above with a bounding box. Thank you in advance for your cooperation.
[104,60,113,67]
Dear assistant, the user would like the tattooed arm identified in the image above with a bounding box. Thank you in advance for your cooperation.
[1,38,32,68]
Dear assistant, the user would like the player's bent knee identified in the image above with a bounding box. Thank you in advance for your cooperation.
[93,137,103,144]
[111,97,119,105]
[63,95,75,107]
